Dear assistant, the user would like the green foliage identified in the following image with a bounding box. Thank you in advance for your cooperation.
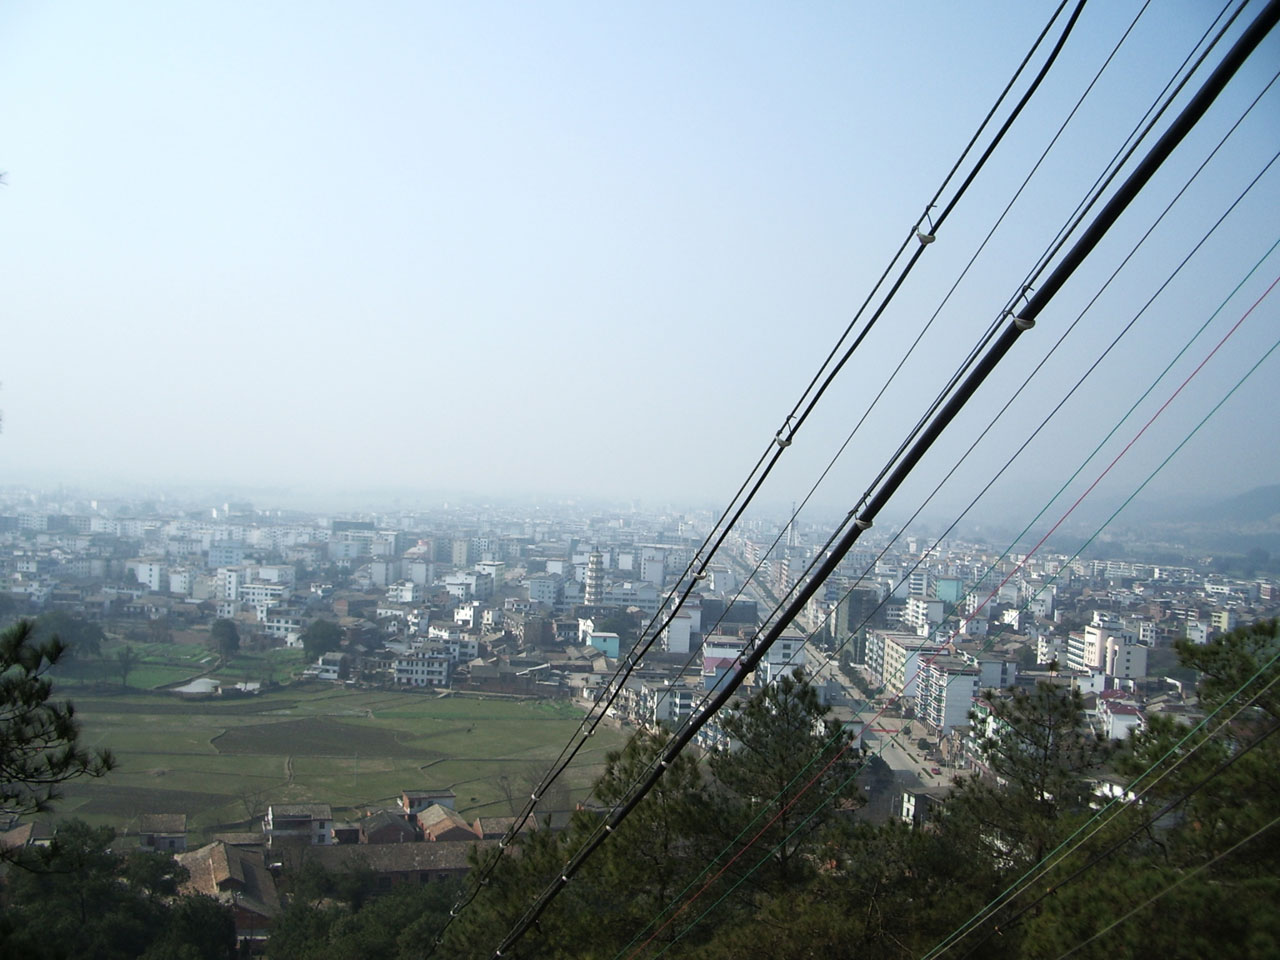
[1,819,233,960]
[140,895,238,960]
[946,681,1107,867]
[116,645,141,687]
[1,620,115,818]
[685,820,1009,960]
[337,624,1280,958]
[302,619,344,660]
[209,619,240,663]
[708,669,862,891]
[31,611,106,659]
[268,873,464,960]
[579,729,722,950]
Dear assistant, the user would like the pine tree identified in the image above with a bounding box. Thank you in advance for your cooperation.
[707,669,862,894]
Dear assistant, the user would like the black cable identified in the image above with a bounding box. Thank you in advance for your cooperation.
[423,10,1094,950]
[852,0,1250,523]
[486,6,1280,948]
[784,0,1089,447]
[955,720,1280,960]
[627,121,1280,949]
[782,0,1077,428]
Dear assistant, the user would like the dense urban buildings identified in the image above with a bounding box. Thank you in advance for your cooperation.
[2,484,1277,954]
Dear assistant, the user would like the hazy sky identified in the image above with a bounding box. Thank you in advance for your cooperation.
[3,2,1279,526]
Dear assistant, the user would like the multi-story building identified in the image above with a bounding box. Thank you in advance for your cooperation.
[263,804,332,846]
[125,559,167,593]
[386,580,423,604]
[640,546,667,588]
[394,653,452,687]
[1104,635,1148,679]
[916,656,980,734]
[758,631,807,685]
[904,596,945,636]
[867,631,948,699]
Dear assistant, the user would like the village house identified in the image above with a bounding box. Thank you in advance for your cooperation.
[177,841,281,949]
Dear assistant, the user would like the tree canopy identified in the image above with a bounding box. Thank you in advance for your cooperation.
[301,619,343,660]
[209,619,240,663]
[1,620,115,819]
[29,611,106,660]
[1,819,236,960]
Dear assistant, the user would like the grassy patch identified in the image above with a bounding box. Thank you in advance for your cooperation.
[59,684,628,841]
[212,717,435,759]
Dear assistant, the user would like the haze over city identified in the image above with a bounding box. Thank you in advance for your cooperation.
[3,1,1278,527]
[4,5,1280,956]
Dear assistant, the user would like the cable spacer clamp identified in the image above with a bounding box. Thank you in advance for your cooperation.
[775,416,796,448]
[1013,315,1035,331]
[854,516,873,531]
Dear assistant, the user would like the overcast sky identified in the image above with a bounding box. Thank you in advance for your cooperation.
[3,2,1278,527]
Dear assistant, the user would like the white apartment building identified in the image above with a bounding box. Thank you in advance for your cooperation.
[603,580,660,615]
[866,631,948,699]
[758,631,808,686]
[215,566,247,601]
[663,613,694,655]
[476,560,505,584]
[386,580,423,604]
[1104,635,1148,679]
[262,609,302,640]
[916,656,980,734]
[443,571,493,602]
[240,581,287,616]
[126,559,167,593]
[167,567,193,596]
[640,546,667,587]
[904,596,945,635]
[394,653,452,687]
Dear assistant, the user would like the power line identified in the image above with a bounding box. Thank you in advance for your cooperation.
[918,341,1280,960]
[956,712,1280,960]
[613,37,1280,954]
[635,13,1280,823]
[423,7,1094,951]
[627,255,1280,956]
[1051,813,1280,960]
[652,324,1280,956]
[483,6,1280,951]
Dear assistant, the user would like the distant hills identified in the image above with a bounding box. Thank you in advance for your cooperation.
[1122,483,1280,556]
[1194,483,1280,526]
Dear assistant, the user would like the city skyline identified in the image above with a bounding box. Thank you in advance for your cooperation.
[3,2,1279,528]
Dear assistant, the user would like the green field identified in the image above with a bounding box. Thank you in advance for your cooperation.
[55,682,627,844]
[52,638,311,693]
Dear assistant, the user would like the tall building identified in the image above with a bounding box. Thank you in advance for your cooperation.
[640,546,666,588]
[584,551,604,605]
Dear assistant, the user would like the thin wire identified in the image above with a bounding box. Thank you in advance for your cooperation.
[658,331,1280,959]
[634,199,1280,954]
[474,0,1280,950]
[848,0,1249,522]
[1051,814,1280,960]
[920,335,1280,960]
[609,82,1280,957]
[437,3,1088,910]
[956,714,1280,958]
